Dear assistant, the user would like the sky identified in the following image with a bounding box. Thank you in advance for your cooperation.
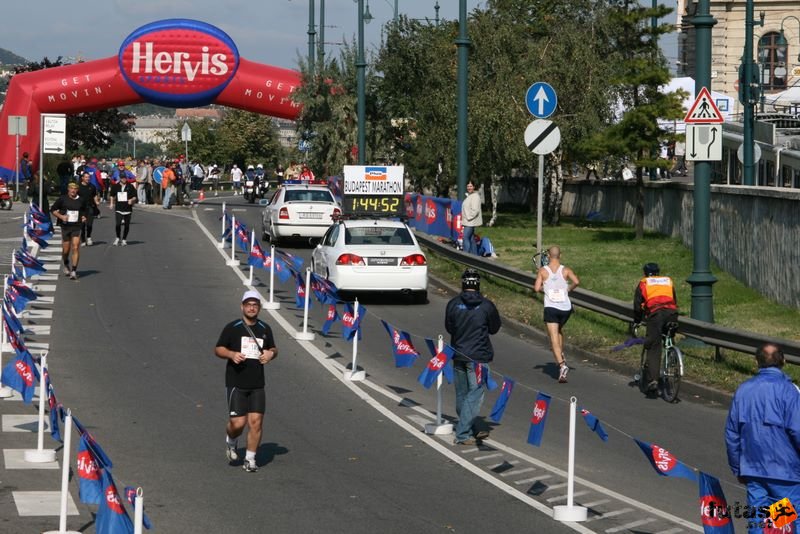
[1,0,678,72]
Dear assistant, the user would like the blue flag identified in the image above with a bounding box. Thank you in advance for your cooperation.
[295,272,310,309]
[248,240,268,268]
[276,248,304,270]
[76,434,104,505]
[14,249,46,276]
[1,347,39,403]
[321,304,339,335]
[698,471,735,534]
[96,469,134,534]
[5,288,30,315]
[311,273,339,304]
[273,255,292,283]
[44,368,63,443]
[341,302,365,341]
[72,416,113,470]
[418,342,455,389]
[10,278,39,302]
[235,221,250,250]
[4,317,27,357]
[527,392,552,447]
[489,378,515,423]
[25,230,50,249]
[424,338,454,384]
[476,363,499,390]
[124,487,153,530]
[634,438,697,481]
[580,408,609,442]
[381,320,419,368]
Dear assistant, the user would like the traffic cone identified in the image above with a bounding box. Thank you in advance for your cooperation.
[199,188,205,201]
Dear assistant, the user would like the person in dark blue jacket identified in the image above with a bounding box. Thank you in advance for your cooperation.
[725,343,800,533]
[445,269,501,445]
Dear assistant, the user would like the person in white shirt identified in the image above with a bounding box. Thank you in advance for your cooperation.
[460,181,483,255]
[230,164,243,195]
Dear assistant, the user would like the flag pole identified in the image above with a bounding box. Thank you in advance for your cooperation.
[217,202,226,248]
[262,245,280,310]
[553,396,587,522]
[43,409,80,534]
[226,215,238,266]
[134,487,144,534]
[293,268,315,341]
[344,298,364,381]
[246,230,254,286]
[25,352,56,463]
[425,335,453,435]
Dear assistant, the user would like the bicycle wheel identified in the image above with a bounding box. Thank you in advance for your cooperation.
[636,347,648,394]
[661,346,682,402]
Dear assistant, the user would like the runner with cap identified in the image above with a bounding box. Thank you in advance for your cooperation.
[214,290,278,473]
[108,172,137,246]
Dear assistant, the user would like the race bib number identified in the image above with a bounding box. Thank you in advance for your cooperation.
[66,210,79,223]
[240,337,262,360]
[117,191,128,202]
[548,288,567,303]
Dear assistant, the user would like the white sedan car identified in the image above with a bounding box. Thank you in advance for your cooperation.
[312,219,428,303]
[261,182,341,244]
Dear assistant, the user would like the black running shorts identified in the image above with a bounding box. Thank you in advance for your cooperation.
[543,306,572,326]
[61,227,82,241]
[226,387,266,417]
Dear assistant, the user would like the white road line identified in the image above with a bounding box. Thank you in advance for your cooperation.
[474,453,502,461]
[582,499,612,508]
[604,518,657,533]
[545,482,568,491]
[585,508,634,523]
[515,475,552,485]
[488,460,520,471]
[654,528,684,534]
[501,466,535,478]
[546,490,589,503]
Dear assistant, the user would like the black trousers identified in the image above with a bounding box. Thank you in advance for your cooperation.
[115,212,132,239]
[644,309,678,383]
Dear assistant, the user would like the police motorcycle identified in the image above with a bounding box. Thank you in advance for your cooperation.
[255,164,269,199]
[243,165,257,203]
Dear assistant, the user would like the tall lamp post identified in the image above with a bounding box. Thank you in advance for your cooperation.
[307,0,316,72]
[455,0,470,199]
[356,0,373,165]
[741,3,764,186]
[687,0,718,323]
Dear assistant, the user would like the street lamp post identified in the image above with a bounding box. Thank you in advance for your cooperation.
[356,0,373,165]
[687,0,718,323]
[741,3,764,186]
[318,0,325,67]
[455,0,470,199]
[307,0,316,72]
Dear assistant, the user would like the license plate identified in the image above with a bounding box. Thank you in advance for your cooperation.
[298,212,323,220]
[367,257,398,266]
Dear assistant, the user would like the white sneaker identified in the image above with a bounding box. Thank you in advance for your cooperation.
[113,238,120,246]
[226,442,239,462]
[62,265,71,275]
[121,240,128,246]
[558,363,569,383]
[86,238,93,246]
[242,459,258,473]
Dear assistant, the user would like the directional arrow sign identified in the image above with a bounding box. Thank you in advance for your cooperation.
[524,119,561,155]
[42,114,66,155]
[685,124,722,161]
[525,82,558,119]
[181,122,192,142]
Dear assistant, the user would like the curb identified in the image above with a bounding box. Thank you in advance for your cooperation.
[427,274,733,409]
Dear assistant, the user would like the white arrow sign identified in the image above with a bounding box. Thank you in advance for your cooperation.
[42,114,66,154]
[533,87,550,117]
[181,122,192,142]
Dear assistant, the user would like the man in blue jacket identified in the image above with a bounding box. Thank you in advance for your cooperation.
[445,269,501,445]
[725,343,800,533]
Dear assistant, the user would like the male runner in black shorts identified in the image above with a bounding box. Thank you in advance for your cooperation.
[50,182,87,280]
[215,290,278,472]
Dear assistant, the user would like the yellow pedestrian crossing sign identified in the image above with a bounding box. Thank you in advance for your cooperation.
[684,87,724,124]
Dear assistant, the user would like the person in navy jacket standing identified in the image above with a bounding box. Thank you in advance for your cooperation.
[725,343,800,533]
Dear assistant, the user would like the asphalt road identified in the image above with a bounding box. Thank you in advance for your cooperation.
[0,195,747,533]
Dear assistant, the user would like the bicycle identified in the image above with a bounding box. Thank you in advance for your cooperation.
[531,244,549,271]
[632,321,684,403]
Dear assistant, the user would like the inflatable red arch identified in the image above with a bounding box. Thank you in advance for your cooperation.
[0,18,302,181]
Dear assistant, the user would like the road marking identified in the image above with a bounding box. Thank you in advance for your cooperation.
[654,528,684,534]
[547,490,589,503]
[582,499,611,508]
[604,518,656,533]
[501,466,535,477]
[585,508,634,523]
[515,475,552,485]
[545,482,568,491]
[474,453,502,461]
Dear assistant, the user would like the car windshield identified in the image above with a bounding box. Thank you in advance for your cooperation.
[284,189,333,202]
[344,226,414,246]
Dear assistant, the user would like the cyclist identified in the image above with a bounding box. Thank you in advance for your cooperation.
[633,263,678,396]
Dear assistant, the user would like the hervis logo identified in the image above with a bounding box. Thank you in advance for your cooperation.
[119,19,240,107]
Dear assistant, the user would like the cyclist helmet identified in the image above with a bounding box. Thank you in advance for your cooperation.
[247,165,255,170]
[643,263,660,276]
[257,163,264,169]
[462,268,481,291]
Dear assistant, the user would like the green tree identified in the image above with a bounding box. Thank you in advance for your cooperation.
[585,0,686,238]
[10,57,134,153]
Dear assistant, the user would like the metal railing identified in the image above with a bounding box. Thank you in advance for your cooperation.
[417,232,800,365]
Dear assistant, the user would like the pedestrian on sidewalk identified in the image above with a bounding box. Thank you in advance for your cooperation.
[445,269,501,445]
[50,182,86,280]
[534,246,580,383]
[215,291,279,473]
[460,181,483,255]
[109,173,137,246]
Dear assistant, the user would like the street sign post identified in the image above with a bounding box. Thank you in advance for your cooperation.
[685,124,722,161]
[7,116,27,202]
[523,119,561,259]
[737,142,761,165]
[181,122,191,165]
[525,82,558,119]
[40,113,67,207]
[684,87,724,124]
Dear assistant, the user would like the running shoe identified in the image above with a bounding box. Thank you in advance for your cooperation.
[226,443,239,462]
[121,240,128,246]
[242,459,258,473]
[558,363,569,383]
[62,265,70,275]
[86,238,93,246]
[113,238,120,246]
[69,271,78,280]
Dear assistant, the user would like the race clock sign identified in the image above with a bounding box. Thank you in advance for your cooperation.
[342,165,404,216]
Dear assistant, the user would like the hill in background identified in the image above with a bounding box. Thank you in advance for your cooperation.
[0,47,28,66]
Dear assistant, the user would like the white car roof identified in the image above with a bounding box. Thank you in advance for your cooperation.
[341,219,408,229]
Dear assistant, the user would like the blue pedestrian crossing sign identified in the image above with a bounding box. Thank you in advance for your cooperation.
[525,82,557,119]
